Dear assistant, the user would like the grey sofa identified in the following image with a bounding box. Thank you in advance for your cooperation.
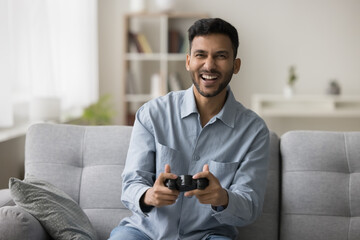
[0,123,359,240]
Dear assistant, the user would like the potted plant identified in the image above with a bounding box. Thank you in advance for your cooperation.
[71,95,115,125]
[283,65,297,98]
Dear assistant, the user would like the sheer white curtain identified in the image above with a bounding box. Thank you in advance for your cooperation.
[0,0,13,127]
[0,0,98,127]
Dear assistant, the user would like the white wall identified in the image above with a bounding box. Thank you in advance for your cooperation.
[154,0,360,105]
[0,136,25,188]
[98,0,360,133]
[98,0,129,124]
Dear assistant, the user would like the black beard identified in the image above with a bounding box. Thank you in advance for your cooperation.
[191,70,232,98]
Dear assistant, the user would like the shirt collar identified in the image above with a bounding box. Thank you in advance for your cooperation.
[181,85,238,128]
[181,86,198,119]
[216,87,237,128]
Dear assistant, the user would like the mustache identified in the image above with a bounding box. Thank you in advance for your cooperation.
[199,69,221,75]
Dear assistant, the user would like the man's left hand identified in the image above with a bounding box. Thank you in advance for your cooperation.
[184,164,229,208]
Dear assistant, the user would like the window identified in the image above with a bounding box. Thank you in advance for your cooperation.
[0,0,98,127]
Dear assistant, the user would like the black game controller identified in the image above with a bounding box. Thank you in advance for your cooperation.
[164,175,209,192]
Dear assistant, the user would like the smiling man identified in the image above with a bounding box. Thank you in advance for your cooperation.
[108,18,270,240]
[186,23,241,127]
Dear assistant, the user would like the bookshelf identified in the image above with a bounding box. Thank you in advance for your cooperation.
[123,12,208,125]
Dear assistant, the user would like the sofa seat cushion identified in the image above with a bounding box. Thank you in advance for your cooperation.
[9,177,98,240]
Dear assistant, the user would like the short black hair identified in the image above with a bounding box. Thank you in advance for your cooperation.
[188,18,239,59]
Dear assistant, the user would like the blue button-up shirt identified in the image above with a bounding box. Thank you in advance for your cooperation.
[120,86,270,240]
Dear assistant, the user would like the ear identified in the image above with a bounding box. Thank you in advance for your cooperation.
[185,54,190,71]
[233,58,241,74]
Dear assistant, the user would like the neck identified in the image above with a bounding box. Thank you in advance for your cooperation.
[193,87,228,127]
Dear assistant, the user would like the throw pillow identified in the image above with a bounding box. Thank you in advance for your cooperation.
[9,177,98,240]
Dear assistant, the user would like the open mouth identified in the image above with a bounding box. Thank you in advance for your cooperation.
[200,73,219,81]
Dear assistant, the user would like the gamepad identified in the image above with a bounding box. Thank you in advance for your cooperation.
[164,175,209,192]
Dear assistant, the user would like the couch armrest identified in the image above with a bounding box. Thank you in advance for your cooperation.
[0,189,14,207]
[0,206,50,240]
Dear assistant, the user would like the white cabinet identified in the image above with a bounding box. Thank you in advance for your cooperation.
[252,94,360,134]
[252,94,360,118]
[123,12,208,124]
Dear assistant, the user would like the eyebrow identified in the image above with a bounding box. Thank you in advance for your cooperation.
[215,50,230,56]
[193,49,206,54]
[192,49,230,55]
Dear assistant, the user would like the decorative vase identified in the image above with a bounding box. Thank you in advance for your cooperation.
[326,80,341,95]
[130,0,146,13]
[155,0,175,12]
[151,73,162,98]
[30,97,61,122]
[283,84,295,98]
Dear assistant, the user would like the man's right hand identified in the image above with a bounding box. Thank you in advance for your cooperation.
[142,164,179,207]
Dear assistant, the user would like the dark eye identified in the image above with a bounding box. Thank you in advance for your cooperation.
[195,53,205,58]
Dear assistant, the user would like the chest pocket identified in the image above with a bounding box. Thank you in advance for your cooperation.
[155,143,187,177]
[208,160,239,189]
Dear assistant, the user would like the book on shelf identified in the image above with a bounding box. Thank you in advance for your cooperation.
[180,38,189,54]
[126,113,135,126]
[168,30,185,53]
[128,32,142,53]
[128,32,153,53]
[137,33,152,53]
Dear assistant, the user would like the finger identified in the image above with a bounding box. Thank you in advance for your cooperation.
[203,164,209,172]
[165,164,171,173]
[152,184,180,197]
[159,191,180,199]
[184,190,196,197]
[157,174,177,188]
[194,164,210,179]
[162,164,177,179]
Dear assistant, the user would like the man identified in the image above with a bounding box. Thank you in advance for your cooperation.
[109,18,270,240]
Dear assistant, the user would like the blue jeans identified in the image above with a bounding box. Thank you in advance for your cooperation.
[205,235,232,240]
[108,225,232,240]
[108,226,151,240]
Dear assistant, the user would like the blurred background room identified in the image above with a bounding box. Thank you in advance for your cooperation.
[0,0,359,187]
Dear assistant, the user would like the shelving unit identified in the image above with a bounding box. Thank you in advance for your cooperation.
[123,12,208,125]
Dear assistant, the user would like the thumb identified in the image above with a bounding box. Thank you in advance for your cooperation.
[203,164,209,172]
[165,164,171,173]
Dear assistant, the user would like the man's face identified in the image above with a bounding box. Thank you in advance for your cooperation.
[186,34,241,98]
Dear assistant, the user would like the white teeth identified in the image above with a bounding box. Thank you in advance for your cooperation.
[202,74,217,80]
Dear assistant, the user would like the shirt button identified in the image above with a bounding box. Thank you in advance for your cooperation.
[193,155,200,161]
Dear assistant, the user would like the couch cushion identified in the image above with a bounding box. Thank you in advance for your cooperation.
[280,131,360,240]
[24,123,133,240]
[9,177,97,240]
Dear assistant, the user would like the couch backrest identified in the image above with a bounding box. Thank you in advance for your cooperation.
[280,131,360,240]
[25,123,281,240]
[237,131,280,240]
[25,123,133,240]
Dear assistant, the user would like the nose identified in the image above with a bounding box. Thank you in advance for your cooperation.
[203,56,216,71]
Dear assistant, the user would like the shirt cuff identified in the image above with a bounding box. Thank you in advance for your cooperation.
[139,190,154,214]
[211,189,237,221]
[211,205,225,212]
[135,186,152,217]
